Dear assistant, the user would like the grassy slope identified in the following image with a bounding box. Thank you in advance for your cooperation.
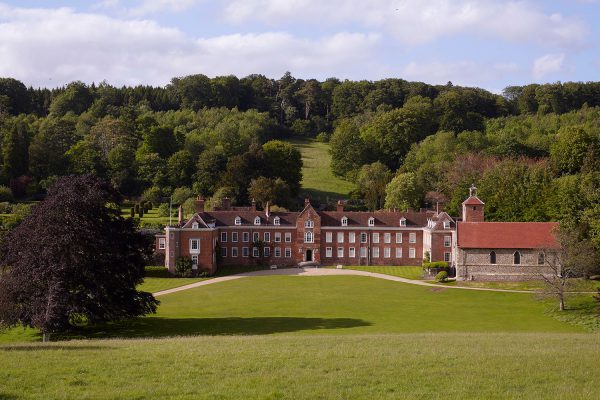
[288,138,355,201]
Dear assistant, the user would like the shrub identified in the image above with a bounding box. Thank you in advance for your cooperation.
[130,207,135,218]
[435,271,449,282]
[0,186,14,202]
[145,266,172,278]
[315,132,330,142]
[423,261,449,270]
[175,256,193,277]
[0,202,12,214]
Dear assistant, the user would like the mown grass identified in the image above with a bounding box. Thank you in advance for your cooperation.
[1,333,599,399]
[341,265,424,280]
[454,279,600,292]
[121,206,171,227]
[288,137,355,201]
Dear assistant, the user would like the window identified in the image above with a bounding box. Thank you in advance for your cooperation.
[243,232,249,242]
[158,238,165,249]
[274,232,281,242]
[242,247,249,257]
[264,247,271,257]
[337,247,344,258]
[326,247,332,257]
[396,233,402,243]
[254,216,261,225]
[349,247,355,258]
[409,248,416,258]
[396,248,403,258]
[444,235,451,247]
[284,248,291,258]
[253,232,260,242]
[232,232,238,242]
[264,232,270,242]
[384,247,391,258]
[349,232,356,243]
[304,231,314,243]
[221,247,227,257]
[231,247,238,257]
[191,255,198,265]
[513,251,521,265]
[399,218,406,227]
[235,217,242,226]
[285,232,292,242]
[274,247,281,257]
[337,232,344,243]
[372,247,380,258]
[360,247,367,258]
[170,232,175,239]
[384,233,391,243]
[192,222,199,229]
[490,251,497,264]
[409,233,416,243]
[341,217,348,226]
[274,217,280,225]
[538,252,545,265]
[360,232,367,243]
[190,239,200,253]
[368,217,375,226]
[221,232,227,242]
[443,221,450,229]
[444,252,451,262]
[325,232,332,243]
[305,220,314,228]
[372,233,380,243]
[253,247,260,257]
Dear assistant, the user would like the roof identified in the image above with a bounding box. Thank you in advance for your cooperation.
[457,222,559,249]
[462,196,485,206]
[319,211,430,228]
[192,211,299,227]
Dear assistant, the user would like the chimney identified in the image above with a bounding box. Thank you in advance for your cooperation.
[195,196,205,213]
[222,197,231,210]
[265,201,270,218]
[336,200,344,212]
[251,199,257,211]
[177,205,183,225]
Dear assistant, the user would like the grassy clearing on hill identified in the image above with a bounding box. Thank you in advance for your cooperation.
[288,137,355,201]
[1,333,599,399]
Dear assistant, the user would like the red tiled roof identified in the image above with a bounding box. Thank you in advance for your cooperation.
[457,222,559,249]
[196,211,299,227]
[462,196,485,205]
[319,211,429,227]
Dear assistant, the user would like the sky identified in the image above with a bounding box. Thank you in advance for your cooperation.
[0,0,598,92]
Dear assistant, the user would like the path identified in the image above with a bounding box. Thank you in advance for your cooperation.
[153,268,549,296]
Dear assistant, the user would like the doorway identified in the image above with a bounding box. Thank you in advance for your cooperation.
[306,249,313,262]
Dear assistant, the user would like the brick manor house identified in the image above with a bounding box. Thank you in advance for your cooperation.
[156,186,559,281]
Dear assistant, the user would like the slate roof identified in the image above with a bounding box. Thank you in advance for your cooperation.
[457,222,559,249]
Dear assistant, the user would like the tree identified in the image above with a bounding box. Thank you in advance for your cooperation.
[262,140,302,195]
[49,81,93,116]
[2,119,30,180]
[0,175,158,341]
[537,225,599,311]
[357,162,392,211]
[248,177,292,209]
[385,172,422,211]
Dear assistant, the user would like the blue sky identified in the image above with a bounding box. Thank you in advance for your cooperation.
[0,0,598,92]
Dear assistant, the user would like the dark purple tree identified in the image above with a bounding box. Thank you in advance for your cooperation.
[0,175,158,341]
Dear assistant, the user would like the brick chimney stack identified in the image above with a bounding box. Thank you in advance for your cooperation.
[195,196,205,213]
[178,205,183,225]
[251,199,257,211]
[336,200,344,212]
[222,197,231,210]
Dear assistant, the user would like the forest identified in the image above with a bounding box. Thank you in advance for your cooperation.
[0,74,599,249]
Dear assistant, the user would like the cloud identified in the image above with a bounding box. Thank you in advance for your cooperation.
[93,0,201,16]
[0,5,381,87]
[223,0,588,48]
[532,53,566,79]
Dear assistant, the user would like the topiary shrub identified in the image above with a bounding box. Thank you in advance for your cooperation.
[423,261,449,270]
[435,271,449,282]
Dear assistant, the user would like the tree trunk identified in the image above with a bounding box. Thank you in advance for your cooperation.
[559,295,565,311]
[42,332,50,342]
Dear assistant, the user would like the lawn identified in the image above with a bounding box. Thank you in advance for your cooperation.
[121,206,171,228]
[341,265,424,280]
[288,137,355,201]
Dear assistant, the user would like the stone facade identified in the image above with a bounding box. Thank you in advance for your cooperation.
[456,248,555,281]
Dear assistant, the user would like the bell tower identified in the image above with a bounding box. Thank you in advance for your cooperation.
[462,184,485,222]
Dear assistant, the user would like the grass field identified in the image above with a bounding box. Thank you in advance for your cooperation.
[288,138,356,201]
[1,276,599,399]
[121,206,171,227]
[341,265,424,280]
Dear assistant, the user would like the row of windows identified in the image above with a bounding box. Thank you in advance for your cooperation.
[489,251,544,265]
[234,216,283,226]
[221,247,293,258]
[220,231,293,243]
[324,247,418,259]
[322,232,418,244]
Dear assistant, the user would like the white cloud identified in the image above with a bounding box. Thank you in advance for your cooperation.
[93,0,201,16]
[223,0,588,48]
[532,53,566,79]
[0,5,381,87]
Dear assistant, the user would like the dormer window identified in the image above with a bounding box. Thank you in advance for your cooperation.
[234,217,241,226]
[399,218,406,227]
[341,217,348,227]
[274,216,280,226]
[443,221,450,229]
[192,222,199,229]
[254,216,261,226]
[368,217,375,227]
[305,220,314,228]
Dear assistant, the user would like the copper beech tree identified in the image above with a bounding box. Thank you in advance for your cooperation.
[0,175,158,341]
